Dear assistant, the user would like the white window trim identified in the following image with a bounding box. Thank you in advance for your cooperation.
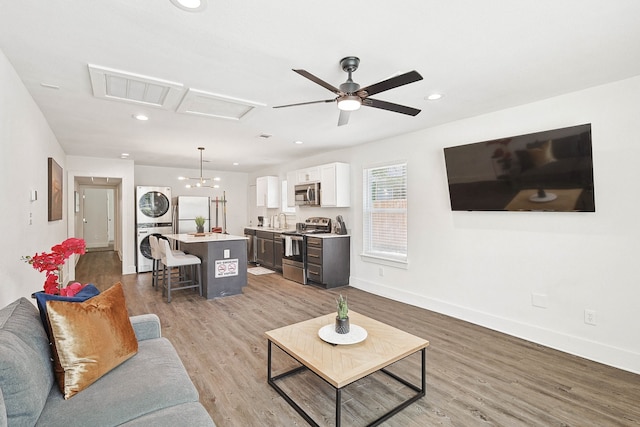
[362,161,408,267]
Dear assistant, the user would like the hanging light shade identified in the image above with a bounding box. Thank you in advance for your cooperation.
[178,147,220,188]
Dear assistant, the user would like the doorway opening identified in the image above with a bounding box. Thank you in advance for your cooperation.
[74,176,122,261]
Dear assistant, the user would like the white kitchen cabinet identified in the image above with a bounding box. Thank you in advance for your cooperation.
[296,167,320,184]
[256,176,279,208]
[320,162,350,207]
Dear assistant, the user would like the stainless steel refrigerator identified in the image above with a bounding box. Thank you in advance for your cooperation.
[175,196,210,233]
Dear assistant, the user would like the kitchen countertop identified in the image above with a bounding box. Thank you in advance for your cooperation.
[244,226,295,233]
[164,233,248,243]
[305,233,350,239]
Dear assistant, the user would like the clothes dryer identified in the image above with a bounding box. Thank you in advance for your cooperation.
[136,186,172,225]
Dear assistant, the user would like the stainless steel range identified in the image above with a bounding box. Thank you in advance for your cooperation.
[281,217,332,284]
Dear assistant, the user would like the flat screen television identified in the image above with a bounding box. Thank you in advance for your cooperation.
[443,124,595,212]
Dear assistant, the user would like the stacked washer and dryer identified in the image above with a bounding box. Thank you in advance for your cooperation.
[136,186,172,273]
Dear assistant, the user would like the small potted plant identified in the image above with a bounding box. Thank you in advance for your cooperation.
[194,216,206,233]
[335,294,350,334]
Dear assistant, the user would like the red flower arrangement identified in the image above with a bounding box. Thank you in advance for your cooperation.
[23,238,87,295]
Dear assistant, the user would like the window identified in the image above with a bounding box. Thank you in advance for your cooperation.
[362,162,408,264]
[281,180,295,213]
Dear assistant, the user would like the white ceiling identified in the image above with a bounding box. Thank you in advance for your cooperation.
[1,1,640,173]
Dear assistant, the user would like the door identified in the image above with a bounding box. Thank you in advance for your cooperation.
[83,188,110,248]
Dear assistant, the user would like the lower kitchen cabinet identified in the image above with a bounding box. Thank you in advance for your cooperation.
[256,230,283,272]
[256,231,275,269]
[306,236,350,288]
[273,233,283,271]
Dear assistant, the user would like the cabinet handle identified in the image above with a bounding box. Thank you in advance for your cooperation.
[308,254,320,258]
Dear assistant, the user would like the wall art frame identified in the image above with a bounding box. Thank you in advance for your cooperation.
[48,157,63,221]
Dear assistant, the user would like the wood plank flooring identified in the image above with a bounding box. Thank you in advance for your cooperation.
[76,252,640,426]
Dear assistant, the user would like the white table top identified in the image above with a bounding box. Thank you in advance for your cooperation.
[163,233,248,243]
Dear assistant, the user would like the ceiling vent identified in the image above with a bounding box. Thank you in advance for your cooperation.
[176,88,265,120]
[88,64,184,109]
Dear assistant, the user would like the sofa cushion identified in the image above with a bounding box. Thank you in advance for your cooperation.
[36,337,201,426]
[46,283,138,399]
[0,298,54,426]
[34,284,101,338]
[121,402,216,426]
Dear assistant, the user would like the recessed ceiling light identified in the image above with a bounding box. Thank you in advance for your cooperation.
[214,177,221,181]
[40,83,60,90]
[425,93,443,101]
[133,114,149,121]
[233,162,239,166]
[121,153,129,158]
[294,140,303,145]
[170,0,206,12]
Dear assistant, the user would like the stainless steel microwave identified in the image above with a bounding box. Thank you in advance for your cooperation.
[294,183,320,206]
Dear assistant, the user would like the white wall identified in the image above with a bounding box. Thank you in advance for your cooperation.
[0,50,68,305]
[253,76,640,374]
[135,165,249,236]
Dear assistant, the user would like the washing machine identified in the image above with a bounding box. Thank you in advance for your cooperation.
[136,186,172,273]
[136,186,172,225]
[136,225,173,273]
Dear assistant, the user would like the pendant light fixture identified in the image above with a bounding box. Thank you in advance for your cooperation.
[178,147,220,188]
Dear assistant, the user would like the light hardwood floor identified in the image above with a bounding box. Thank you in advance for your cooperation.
[76,252,640,426]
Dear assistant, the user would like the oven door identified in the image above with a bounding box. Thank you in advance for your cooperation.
[282,233,306,284]
[282,234,304,263]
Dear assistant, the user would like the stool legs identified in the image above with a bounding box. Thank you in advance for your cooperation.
[163,261,202,303]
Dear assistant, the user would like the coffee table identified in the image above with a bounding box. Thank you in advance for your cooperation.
[266,311,429,426]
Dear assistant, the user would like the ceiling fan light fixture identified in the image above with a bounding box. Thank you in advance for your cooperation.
[170,0,206,12]
[337,95,361,111]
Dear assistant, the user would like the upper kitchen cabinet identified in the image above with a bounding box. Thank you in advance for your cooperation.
[256,176,279,208]
[320,162,350,207]
[296,166,320,184]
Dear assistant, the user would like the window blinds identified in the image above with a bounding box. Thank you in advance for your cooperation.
[362,163,407,262]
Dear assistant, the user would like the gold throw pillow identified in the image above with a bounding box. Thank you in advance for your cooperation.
[46,282,138,399]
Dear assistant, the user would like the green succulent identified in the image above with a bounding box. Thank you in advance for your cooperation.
[336,294,348,319]
[194,216,206,227]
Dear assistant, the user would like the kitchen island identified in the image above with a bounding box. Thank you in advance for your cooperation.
[163,233,248,299]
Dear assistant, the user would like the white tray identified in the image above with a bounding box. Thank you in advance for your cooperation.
[318,324,367,345]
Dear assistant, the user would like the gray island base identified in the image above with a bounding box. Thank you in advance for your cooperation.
[164,233,248,299]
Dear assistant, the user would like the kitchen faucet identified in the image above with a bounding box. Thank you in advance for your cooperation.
[278,212,287,230]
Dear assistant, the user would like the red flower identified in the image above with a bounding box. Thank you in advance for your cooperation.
[23,238,87,294]
[60,282,84,297]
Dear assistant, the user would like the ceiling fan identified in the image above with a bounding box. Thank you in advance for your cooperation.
[273,56,423,126]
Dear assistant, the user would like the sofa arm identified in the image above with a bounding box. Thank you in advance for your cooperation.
[130,314,162,341]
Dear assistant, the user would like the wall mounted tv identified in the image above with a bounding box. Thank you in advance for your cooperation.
[444,124,595,212]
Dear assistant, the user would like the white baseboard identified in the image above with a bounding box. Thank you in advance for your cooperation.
[351,276,639,375]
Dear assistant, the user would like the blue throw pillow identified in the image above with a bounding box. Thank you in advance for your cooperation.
[35,284,101,338]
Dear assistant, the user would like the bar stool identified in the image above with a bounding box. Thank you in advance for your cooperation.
[149,235,184,291]
[158,238,202,303]
[148,235,164,290]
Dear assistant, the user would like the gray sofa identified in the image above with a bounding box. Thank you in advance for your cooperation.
[0,297,215,427]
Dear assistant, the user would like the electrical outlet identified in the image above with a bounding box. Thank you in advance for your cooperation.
[584,309,597,326]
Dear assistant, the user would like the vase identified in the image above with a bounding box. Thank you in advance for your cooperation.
[196,225,204,233]
[335,316,350,334]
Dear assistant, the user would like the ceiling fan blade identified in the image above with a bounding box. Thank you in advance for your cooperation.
[362,98,421,116]
[293,69,342,94]
[337,110,350,126]
[358,70,423,97]
[273,99,335,109]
